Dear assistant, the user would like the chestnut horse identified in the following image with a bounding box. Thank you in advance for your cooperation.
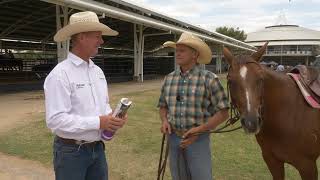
[223,42,320,180]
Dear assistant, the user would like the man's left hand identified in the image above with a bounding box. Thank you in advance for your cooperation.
[179,127,201,149]
[180,135,198,149]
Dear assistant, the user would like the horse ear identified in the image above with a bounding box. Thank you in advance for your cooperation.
[251,42,268,62]
[223,47,235,66]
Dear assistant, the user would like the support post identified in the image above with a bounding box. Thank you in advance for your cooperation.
[216,45,223,74]
[133,24,144,82]
[174,34,178,70]
[56,5,69,62]
[133,24,138,80]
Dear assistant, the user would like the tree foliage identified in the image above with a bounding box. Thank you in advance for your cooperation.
[216,26,247,42]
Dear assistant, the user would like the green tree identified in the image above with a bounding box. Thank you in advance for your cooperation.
[216,26,247,42]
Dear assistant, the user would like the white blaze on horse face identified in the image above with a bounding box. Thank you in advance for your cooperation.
[240,66,251,111]
[246,91,251,111]
[240,66,248,79]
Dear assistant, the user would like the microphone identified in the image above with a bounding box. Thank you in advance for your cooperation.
[176,95,181,101]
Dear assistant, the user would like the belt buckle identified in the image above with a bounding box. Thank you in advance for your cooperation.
[174,129,185,137]
[75,140,87,145]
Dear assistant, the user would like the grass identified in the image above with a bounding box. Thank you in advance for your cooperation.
[0,79,319,179]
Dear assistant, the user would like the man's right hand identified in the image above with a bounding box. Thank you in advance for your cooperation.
[160,120,171,134]
[99,114,125,132]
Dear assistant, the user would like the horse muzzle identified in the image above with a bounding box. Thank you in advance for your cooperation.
[241,115,262,134]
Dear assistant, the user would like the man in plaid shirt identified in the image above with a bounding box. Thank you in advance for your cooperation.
[158,32,230,180]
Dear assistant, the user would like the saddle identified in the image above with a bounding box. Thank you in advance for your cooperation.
[288,65,320,108]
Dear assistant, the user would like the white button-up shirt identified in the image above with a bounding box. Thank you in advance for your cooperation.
[44,52,112,141]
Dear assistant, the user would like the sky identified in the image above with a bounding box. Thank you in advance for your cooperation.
[123,0,320,33]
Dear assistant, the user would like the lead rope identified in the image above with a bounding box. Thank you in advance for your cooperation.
[157,134,169,180]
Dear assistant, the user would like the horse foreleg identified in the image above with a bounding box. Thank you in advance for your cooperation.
[294,159,318,180]
[262,152,284,180]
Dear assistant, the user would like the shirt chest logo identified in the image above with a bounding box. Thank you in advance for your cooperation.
[75,83,86,89]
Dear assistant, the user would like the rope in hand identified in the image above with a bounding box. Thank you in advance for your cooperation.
[157,134,169,180]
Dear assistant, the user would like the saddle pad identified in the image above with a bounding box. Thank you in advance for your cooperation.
[287,73,320,109]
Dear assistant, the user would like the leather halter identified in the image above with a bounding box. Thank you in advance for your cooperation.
[227,61,264,127]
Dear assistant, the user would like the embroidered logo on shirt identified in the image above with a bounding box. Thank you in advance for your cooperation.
[76,83,85,89]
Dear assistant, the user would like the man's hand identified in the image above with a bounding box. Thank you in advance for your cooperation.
[121,114,128,125]
[99,114,126,132]
[180,135,198,149]
[180,127,201,149]
[160,120,171,134]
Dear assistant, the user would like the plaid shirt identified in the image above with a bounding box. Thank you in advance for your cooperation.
[158,65,230,131]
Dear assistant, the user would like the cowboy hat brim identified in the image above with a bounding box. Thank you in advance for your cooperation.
[54,22,118,42]
[163,40,212,64]
[163,41,176,48]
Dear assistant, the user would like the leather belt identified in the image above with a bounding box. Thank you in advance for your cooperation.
[172,129,187,137]
[56,136,101,147]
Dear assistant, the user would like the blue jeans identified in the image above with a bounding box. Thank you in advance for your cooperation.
[169,133,213,180]
[53,137,108,180]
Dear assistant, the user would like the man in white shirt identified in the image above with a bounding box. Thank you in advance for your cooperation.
[44,11,127,180]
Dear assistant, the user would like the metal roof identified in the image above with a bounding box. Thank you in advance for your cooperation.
[247,41,320,46]
[246,25,320,45]
[0,0,256,52]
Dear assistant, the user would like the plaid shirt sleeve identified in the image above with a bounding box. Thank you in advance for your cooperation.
[157,76,167,108]
[209,77,230,113]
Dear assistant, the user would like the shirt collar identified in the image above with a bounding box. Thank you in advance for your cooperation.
[176,64,201,76]
[68,52,95,68]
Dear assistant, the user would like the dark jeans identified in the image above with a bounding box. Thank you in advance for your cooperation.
[53,137,108,180]
[169,133,213,180]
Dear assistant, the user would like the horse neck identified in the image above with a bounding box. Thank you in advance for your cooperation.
[264,66,286,83]
[262,67,289,100]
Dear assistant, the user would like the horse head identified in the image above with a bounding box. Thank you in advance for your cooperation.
[223,42,268,134]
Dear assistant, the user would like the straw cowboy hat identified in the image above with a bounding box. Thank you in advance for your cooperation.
[54,11,118,42]
[163,32,212,64]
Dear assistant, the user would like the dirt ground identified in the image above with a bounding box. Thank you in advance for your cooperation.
[0,79,163,180]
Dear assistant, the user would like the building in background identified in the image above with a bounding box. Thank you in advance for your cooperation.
[246,24,320,66]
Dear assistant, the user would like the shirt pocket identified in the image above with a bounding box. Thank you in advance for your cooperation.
[94,71,106,86]
[188,85,205,108]
[95,74,107,99]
